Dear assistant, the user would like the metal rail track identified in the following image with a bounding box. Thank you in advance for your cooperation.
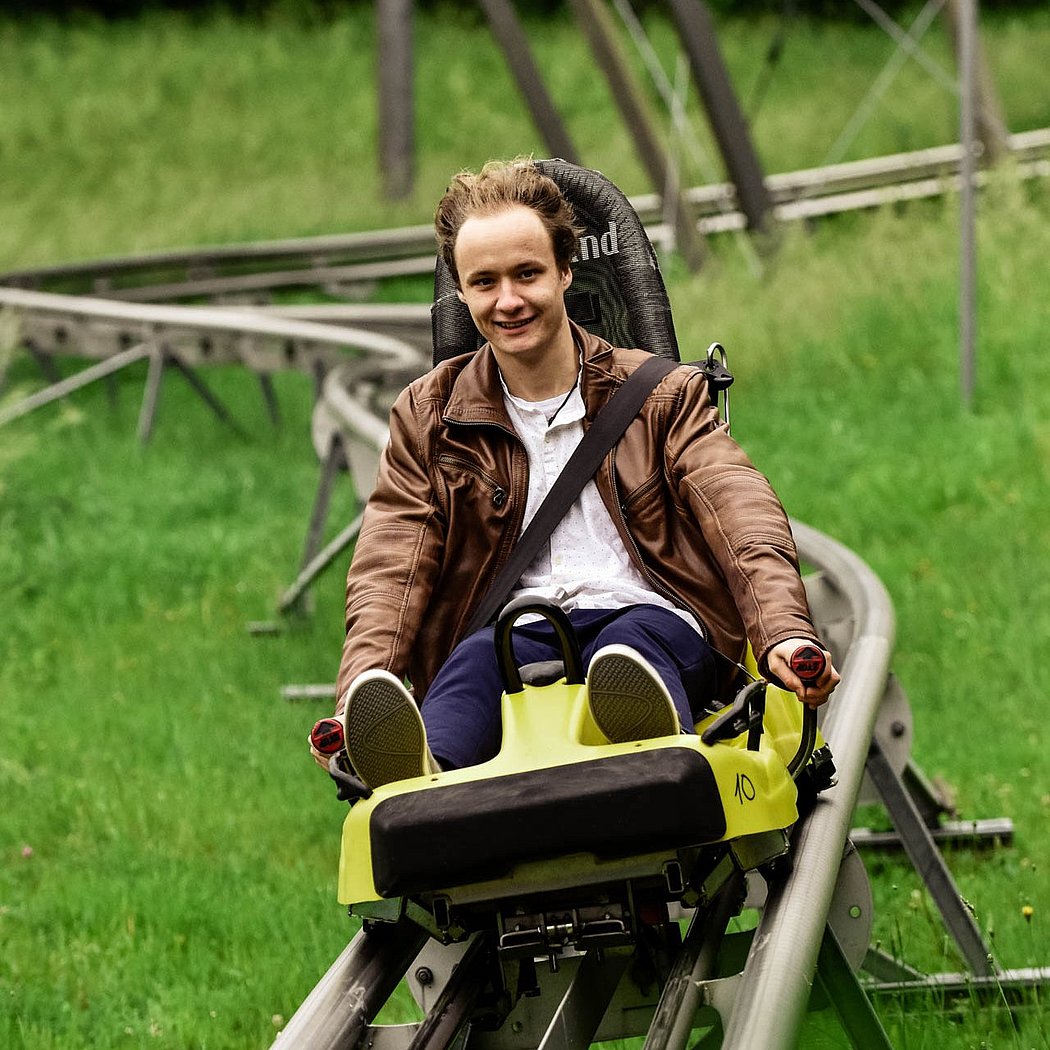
[720,521,894,1049]
[0,286,426,434]
[0,286,423,373]
[2,129,1047,304]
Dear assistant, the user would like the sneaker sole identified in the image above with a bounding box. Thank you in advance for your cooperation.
[589,653,679,744]
[343,677,428,789]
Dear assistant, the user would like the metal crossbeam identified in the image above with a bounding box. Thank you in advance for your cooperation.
[0,341,150,427]
[538,948,635,1050]
[850,817,1014,850]
[866,966,1050,1003]
[865,735,996,976]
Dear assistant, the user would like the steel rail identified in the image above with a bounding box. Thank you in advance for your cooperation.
[0,286,423,373]
[273,918,429,1049]
[693,156,1050,235]
[719,520,895,1049]
[642,873,745,1050]
[0,221,437,286]
[2,129,1046,299]
[238,302,433,327]
[241,302,435,354]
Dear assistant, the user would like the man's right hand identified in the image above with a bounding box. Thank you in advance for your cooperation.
[766,639,840,709]
[308,734,332,771]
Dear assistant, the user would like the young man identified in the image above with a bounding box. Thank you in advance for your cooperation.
[312,160,839,789]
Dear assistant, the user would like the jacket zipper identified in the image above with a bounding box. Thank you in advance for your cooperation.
[440,423,528,640]
[437,420,528,566]
[436,454,508,507]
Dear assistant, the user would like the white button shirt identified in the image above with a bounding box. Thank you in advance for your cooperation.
[501,375,703,635]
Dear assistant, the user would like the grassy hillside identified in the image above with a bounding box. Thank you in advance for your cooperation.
[2,6,1049,1048]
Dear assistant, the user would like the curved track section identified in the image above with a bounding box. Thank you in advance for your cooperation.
[0,287,427,438]
[1,130,1046,304]
[0,286,423,376]
[720,522,894,1048]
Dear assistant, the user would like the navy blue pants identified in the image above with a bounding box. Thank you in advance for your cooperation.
[421,605,717,769]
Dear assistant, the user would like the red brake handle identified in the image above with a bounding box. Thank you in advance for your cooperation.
[789,644,826,685]
[310,717,345,755]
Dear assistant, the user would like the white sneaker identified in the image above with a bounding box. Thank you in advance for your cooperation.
[587,644,680,744]
[341,670,438,789]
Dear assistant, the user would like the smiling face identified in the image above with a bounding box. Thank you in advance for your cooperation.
[454,205,575,388]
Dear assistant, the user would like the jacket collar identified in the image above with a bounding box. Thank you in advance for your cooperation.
[443,320,616,427]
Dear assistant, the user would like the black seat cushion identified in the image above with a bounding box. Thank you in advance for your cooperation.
[370,748,726,898]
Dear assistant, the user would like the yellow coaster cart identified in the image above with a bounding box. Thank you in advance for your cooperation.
[287,597,836,1050]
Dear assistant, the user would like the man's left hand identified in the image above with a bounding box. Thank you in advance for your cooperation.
[767,639,840,709]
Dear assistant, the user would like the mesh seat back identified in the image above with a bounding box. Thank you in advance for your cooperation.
[431,159,680,367]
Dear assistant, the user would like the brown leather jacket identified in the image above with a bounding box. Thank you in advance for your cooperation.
[336,323,818,707]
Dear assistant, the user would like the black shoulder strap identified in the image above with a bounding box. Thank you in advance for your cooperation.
[463,354,679,637]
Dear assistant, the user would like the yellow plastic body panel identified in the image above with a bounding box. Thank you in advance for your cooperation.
[338,647,811,906]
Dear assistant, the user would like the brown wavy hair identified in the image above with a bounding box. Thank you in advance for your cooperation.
[434,158,582,287]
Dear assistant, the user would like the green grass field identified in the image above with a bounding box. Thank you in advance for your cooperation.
[2,5,1049,1048]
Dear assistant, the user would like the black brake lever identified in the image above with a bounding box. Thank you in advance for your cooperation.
[312,717,373,804]
[327,754,372,804]
[700,679,767,747]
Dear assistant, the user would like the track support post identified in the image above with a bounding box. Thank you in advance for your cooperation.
[814,924,894,1049]
[865,734,997,977]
